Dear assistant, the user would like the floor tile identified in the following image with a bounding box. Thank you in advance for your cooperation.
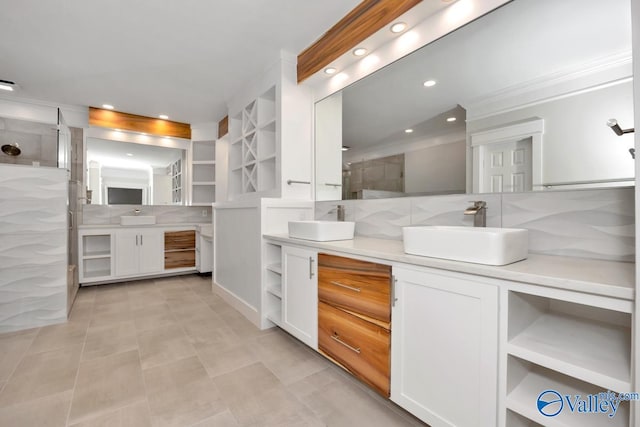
[0,328,39,382]
[212,362,282,405]
[196,340,258,377]
[69,400,152,427]
[137,323,196,369]
[0,390,72,427]
[181,319,237,348]
[132,303,177,332]
[27,321,87,355]
[254,330,327,385]
[68,349,146,424]
[0,344,82,407]
[191,409,239,427]
[144,356,225,427]
[82,320,138,361]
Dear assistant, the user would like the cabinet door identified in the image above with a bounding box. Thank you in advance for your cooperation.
[115,230,139,277]
[138,229,163,274]
[391,267,499,427]
[281,245,317,348]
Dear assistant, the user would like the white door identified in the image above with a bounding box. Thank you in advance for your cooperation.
[138,229,163,274]
[281,245,318,348]
[482,138,532,192]
[115,230,139,277]
[391,266,499,427]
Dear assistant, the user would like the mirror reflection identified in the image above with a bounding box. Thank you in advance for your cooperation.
[315,0,634,201]
[86,132,186,205]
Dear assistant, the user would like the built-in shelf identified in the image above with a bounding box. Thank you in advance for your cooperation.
[506,357,629,427]
[266,283,282,298]
[508,312,631,392]
[82,252,111,260]
[190,140,216,206]
[266,263,282,275]
[266,309,282,327]
[80,233,113,283]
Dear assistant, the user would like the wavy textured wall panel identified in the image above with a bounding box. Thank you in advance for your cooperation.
[502,188,635,261]
[0,165,68,333]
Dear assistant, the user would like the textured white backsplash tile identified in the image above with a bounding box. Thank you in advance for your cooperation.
[82,205,212,225]
[502,188,635,261]
[315,187,635,261]
[410,193,502,228]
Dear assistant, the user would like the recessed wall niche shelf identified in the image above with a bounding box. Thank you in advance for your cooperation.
[190,139,216,205]
[228,86,276,199]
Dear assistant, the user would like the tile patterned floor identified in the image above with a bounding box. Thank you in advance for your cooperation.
[0,275,425,426]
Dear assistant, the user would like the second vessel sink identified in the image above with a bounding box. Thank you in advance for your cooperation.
[403,226,528,266]
[289,220,355,241]
[120,215,156,226]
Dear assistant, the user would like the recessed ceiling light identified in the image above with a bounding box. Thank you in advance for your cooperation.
[0,79,15,92]
[159,114,169,120]
[324,67,337,75]
[390,22,407,33]
[446,117,457,122]
[102,104,114,110]
[353,48,367,57]
[341,146,350,151]
[126,153,133,157]
[405,129,414,133]
[423,80,437,87]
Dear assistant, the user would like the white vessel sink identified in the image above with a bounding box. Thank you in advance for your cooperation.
[403,226,528,266]
[288,220,355,241]
[120,215,156,226]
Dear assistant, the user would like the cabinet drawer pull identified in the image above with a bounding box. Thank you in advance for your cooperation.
[329,280,361,293]
[331,333,361,354]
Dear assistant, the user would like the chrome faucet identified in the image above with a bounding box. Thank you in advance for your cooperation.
[464,201,487,227]
[336,205,346,222]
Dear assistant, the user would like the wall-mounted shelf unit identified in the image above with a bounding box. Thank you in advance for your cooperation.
[228,87,277,199]
[190,140,216,206]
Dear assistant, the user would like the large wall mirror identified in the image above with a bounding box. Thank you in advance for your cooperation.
[315,0,634,201]
[85,127,189,205]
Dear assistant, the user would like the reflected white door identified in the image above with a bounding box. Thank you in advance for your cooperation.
[481,138,532,192]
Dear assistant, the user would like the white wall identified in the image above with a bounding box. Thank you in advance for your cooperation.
[405,140,466,194]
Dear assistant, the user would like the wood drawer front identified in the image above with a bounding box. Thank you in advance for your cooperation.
[164,250,195,269]
[318,253,391,322]
[164,231,195,251]
[318,301,390,397]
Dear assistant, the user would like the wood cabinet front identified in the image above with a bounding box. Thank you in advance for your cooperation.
[318,253,391,323]
[319,301,390,396]
[164,230,196,269]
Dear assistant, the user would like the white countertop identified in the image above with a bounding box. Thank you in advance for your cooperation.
[264,234,635,301]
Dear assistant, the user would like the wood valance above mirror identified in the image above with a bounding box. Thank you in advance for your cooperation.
[89,107,191,139]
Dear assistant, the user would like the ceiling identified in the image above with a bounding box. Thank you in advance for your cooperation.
[0,0,360,124]
[340,0,633,150]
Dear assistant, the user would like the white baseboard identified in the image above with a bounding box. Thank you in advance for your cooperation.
[212,280,261,327]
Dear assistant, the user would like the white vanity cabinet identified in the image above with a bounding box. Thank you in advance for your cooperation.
[391,265,499,427]
[115,229,164,277]
[281,245,318,348]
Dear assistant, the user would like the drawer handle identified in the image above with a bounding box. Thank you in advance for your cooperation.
[329,281,361,293]
[331,333,361,354]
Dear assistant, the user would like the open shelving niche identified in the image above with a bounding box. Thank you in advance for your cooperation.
[81,233,113,280]
[263,241,283,326]
[191,139,216,206]
[505,290,632,426]
[228,86,277,200]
